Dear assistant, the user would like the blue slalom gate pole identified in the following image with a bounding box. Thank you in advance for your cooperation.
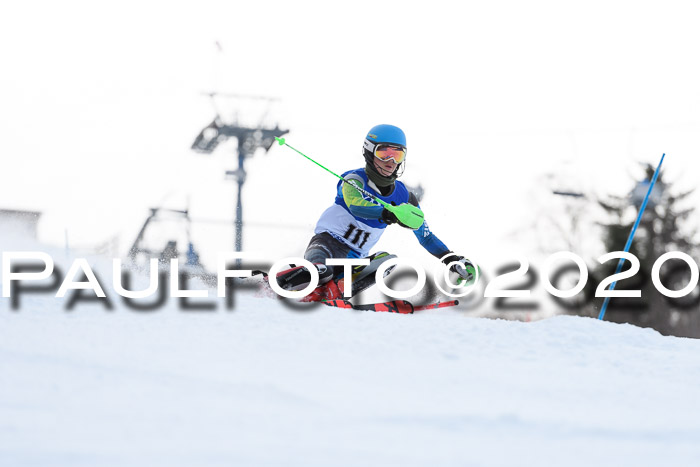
[598,153,666,320]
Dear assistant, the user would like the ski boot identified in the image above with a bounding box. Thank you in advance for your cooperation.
[276,263,341,302]
[274,263,333,292]
[337,251,397,297]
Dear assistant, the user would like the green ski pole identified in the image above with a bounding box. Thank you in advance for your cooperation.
[275,137,425,230]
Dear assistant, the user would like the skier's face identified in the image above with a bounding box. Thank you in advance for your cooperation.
[373,157,398,177]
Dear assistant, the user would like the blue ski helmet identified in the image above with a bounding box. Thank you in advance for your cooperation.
[365,124,407,149]
[363,124,407,185]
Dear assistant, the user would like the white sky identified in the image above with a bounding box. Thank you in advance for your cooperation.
[1,0,699,270]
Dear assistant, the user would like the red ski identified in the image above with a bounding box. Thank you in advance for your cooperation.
[254,269,460,314]
[322,299,459,314]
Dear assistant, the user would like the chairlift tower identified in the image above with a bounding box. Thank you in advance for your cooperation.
[191,93,288,259]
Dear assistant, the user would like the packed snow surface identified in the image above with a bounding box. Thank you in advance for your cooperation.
[1,290,700,467]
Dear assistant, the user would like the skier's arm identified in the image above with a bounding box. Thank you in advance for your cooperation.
[407,194,477,282]
[341,177,384,219]
[413,223,451,258]
[407,192,451,258]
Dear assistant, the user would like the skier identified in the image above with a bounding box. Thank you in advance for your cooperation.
[276,124,475,298]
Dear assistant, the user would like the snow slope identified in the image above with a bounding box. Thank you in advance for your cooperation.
[1,281,699,467]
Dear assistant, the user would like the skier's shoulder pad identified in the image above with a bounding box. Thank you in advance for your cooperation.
[339,168,367,187]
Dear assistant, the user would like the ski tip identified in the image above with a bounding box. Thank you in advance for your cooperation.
[275,136,286,146]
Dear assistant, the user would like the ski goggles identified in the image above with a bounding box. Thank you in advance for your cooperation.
[374,144,406,164]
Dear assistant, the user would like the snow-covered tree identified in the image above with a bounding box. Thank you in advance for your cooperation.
[596,164,700,337]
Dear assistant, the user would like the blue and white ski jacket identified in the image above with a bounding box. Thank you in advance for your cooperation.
[313,168,451,258]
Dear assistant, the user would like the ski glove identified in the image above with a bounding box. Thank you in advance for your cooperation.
[442,254,476,284]
[381,203,413,229]
[381,207,398,225]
